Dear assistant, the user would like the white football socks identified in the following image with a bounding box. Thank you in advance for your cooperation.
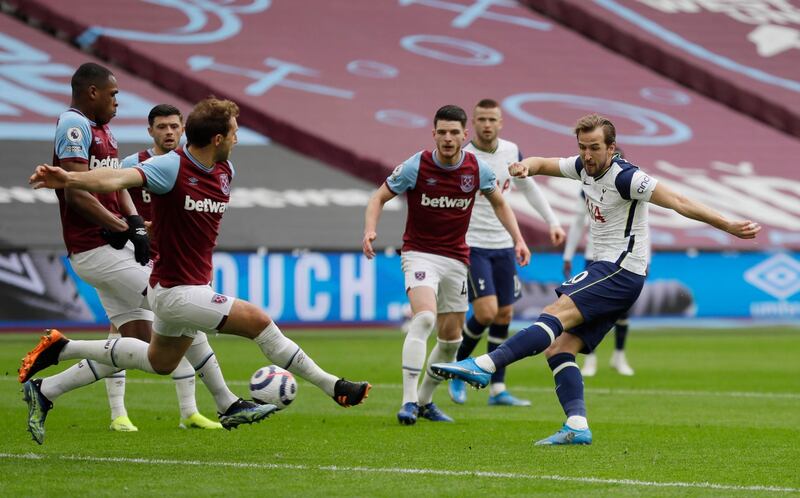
[489,382,507,397]
[184,332,238,412]
[104,330,127,419]
[254,321,337,396]
[475,354,498,373]
[401,311,435,405]
[417,337,461,406]
[566,415,589,430]
[59,337,157,374]
[40,359,119,402]
[172,357,198,419]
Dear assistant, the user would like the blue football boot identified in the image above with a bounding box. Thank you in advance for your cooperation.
[430,358,490,389]
[397,402,419,425]
[419,402,454,422]
[448,379,467,404]
[534,424,593,446]
[488,390,531,407]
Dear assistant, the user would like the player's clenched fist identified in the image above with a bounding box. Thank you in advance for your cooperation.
[508,162,527,178]
[30,164,69,190]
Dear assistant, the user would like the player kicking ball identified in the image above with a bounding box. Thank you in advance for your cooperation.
[432,114,760,445]
[20,97,370,444]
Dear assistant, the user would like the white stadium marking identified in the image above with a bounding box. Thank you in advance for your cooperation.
[3,376,797,400]
[0,453,797,493]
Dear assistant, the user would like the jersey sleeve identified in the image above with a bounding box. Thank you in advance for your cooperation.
[134,152,180,195]
[54,113,92,162]
[558,155,583,180]
[120,152,140,169]
[385,152,422,194]
[477,158,497,194]
[615,167,658,201]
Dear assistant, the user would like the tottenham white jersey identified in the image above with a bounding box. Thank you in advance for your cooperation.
[559,155,656,275]
[464,138,521,248]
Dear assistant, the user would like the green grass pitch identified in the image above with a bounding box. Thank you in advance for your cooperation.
[1,327,798,497]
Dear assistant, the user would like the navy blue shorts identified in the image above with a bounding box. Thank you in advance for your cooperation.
[467,247,521,306]
[557,260,645,352]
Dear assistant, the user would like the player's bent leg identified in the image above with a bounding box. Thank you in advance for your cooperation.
[184,331,239,419]
[223,300,371,407]
[117,319,154,342]
[148,333,193,375]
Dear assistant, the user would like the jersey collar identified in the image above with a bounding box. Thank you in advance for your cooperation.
[432,149,465,170]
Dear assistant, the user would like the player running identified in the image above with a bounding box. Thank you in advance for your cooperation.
[21,97,370,444]
[26,63,226,442]
[105,104,237,432]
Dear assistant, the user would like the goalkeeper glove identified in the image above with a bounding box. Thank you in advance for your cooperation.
[125,215,150,266]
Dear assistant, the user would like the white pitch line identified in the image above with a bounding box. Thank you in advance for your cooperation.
[9,376,794,401]
[0,453,797,493]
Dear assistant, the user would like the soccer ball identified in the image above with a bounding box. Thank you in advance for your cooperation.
[249,365,298,410]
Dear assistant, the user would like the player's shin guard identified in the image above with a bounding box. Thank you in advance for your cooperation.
[185,332,238,412]
[456,316,486,361]
[104,331,127,419]
[401,311,435,404]
[487,314,563,369]
[548,352,586,420]
[487,323,509,385]
[172,357,198,419]
[59,337,157,374]
[418,338,461,406]
[40,359,120,402]
[254,321,338,396]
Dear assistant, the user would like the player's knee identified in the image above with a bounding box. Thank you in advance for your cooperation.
[494,306,513,324]
[149,356,179,375]
[474,307,496,324]
[407,310,435,339]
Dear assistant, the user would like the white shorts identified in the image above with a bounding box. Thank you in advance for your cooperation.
[147,283,235,338]
[69,243,153,327]
[401,251,468,313]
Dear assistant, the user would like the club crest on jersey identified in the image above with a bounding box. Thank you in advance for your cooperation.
[414,271,426,281]
[108,133,117,149]
[67,127,83,143]
[211,293,228,304]
[460,174,474,192]
[219,173,231,195]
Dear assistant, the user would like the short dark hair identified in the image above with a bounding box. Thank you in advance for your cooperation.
[71,62,114,99]
[185,97,240,147]
[475,98,499,109]
[433,105,467,128]
[148,104,182,126]
[574,113,616,146]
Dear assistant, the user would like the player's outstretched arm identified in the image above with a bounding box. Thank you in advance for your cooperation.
[363,183,397,259]
[30,164,143,193]
[508,157,563,178]
[486,189,531,266]
[649,182,761,239]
